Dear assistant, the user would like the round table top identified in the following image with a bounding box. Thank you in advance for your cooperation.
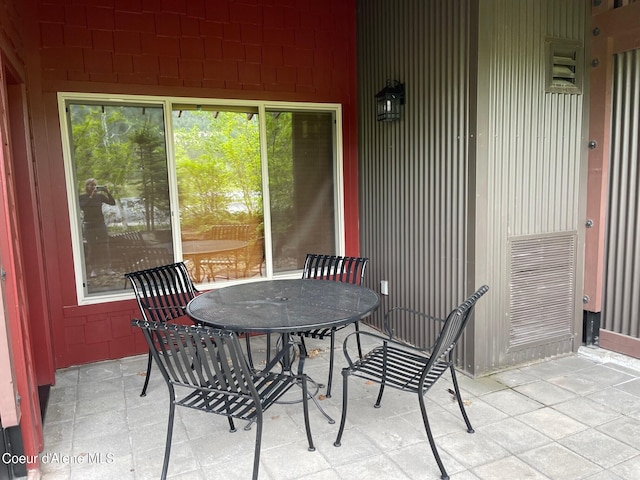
[186,278,380,333]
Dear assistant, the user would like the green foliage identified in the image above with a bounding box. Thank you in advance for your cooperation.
[173,110,265,233]
[70,104,169,231]
[69,103,295,238]
[130,120,169,231]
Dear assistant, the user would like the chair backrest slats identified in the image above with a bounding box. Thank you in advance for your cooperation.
[151,327,195,385]
[209,337,238,392]
[209,224,251,241]
[135,320,256,399]
[125,262,198,323]
[194,334,228,391]
[302,254,369,285]
[423,286,489,376]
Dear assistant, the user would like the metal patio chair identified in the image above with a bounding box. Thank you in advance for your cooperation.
[334,285,489,480]
[125,262,199,397]
[132,320,315,480]
[298,253,369,397]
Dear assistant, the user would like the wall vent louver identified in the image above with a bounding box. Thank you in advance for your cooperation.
[508,234,576,350]
[545,38,583,94]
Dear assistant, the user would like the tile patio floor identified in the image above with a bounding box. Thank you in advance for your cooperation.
[36,327,640,480]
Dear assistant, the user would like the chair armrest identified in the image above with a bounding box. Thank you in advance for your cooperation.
[383,307,444,341]
[340,307,446,367]
[340,330,387,368]
[341,330,429,369]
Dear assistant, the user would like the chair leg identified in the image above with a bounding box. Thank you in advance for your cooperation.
[245,334,255,370]
[374,383,385,408]
[419,393,449,480]
[265,334,272,366]
[228,417,237,432]
[251,411,263,480]
[300,375,316,451]
[333,369,350,447]
[140,350,153,397]
[374,343,388,408]
[161,391,176,480]
[325,332,336,398]
[449,365,474,433]
[354,321,363,360]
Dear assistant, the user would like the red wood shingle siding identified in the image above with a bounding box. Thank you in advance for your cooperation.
[27,0,359,368]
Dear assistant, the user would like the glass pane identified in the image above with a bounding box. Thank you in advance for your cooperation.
[266,111,336,273]
[68,103,173,296]
[172,108,264,283]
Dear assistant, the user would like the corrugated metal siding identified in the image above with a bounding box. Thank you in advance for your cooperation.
[475,0,587,372]
[358,0,474,367]
[603,49,640,338]
[358,0,587,375]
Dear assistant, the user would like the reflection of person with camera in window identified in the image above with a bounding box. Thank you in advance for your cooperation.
[79,178,115,277]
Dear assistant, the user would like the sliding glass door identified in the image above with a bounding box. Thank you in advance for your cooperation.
[60,94,342,302]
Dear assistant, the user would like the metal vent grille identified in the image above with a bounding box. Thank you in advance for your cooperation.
[508,234,576,349]
[545,38,583,94]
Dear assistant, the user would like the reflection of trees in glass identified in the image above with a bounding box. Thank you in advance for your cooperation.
[71,105,131,201]
[172,110,263,235]
[265,112,294,248]
[67,99,337,295]
[131,124,169,231]
[69,104,169,232]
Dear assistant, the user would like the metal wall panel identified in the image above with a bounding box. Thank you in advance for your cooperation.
[357,0,475,368]
[358,0,588,375]
[603,49,640,338]
[475,0,587,371]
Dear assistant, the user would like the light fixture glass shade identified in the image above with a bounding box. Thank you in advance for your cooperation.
[375,80,405,121]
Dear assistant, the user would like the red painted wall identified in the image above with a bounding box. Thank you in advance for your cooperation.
[1,0,51,468]
[24,0,359,368]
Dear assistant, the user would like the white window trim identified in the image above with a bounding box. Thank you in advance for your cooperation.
[57,92,345,305]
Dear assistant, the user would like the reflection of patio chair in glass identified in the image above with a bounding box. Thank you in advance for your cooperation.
[334,286,489,480]
[111,231,172,286]
[180,232,205,282]
[124,262,199,397]
[242,236,265,277]
[132,320,315,480]
[297,254,369,398]
[201,224,251,280]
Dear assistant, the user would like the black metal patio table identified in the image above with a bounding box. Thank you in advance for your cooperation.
[186,278,380,421]
[186,278,380,333]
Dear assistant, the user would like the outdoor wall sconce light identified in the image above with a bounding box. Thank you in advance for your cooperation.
[376,80,405,121]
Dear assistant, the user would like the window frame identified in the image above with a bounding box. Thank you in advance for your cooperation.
[58,92,345,305]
